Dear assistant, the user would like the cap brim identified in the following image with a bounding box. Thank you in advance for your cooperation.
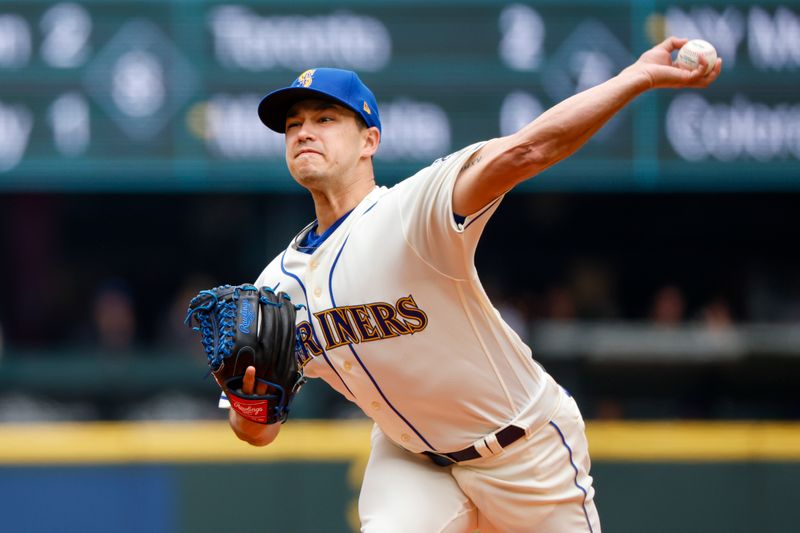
[258,87,354,133]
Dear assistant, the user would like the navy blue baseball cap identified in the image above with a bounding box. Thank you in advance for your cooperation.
[258,68,381,134]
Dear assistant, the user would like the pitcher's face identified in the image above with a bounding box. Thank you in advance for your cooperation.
[284,99,369,188]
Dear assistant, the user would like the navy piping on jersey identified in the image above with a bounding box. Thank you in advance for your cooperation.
[296,209,353,255]
[328,201,438,451]
[280,250,355,398]
[464,197,501,229]
[453,196,502,230]
[363,201,379,215]
[549,420,595,533]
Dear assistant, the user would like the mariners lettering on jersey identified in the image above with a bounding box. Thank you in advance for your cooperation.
[295,295,429,366]
[295,321,323,367]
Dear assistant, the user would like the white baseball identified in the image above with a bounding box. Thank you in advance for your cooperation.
[676,39,717,75]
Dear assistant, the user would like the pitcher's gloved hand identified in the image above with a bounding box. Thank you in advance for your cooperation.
[185,284,305,424]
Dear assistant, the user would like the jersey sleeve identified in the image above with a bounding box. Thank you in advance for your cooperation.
[396,141,504,279]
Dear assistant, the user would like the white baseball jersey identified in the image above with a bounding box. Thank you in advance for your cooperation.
[253,141,561,454]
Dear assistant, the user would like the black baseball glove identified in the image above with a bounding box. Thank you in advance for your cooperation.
[185,284,305,424]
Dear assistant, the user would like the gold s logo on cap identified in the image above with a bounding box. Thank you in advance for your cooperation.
[363,101,372,114]
[297,69,316,88]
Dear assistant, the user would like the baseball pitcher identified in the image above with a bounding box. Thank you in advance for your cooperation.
[211,37,720,532]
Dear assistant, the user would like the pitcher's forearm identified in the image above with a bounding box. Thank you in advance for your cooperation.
[511,67,652,173]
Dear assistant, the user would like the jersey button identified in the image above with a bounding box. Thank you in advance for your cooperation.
[400,434,411,443]
[370,401,381,410]
[310,260,319,270]
[313,287,322,297]
[343,361,352,371]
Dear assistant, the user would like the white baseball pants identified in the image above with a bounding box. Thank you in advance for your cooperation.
[358,390,601,533]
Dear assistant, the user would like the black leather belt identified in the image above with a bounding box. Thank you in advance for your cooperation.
[423,425,526,467]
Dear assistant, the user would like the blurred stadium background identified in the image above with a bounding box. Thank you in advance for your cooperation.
[1,0,799,531]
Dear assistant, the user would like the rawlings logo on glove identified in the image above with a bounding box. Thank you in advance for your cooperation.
[185,284,306,424]
[239,298,256,334]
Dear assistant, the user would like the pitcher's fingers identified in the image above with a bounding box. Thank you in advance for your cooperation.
[696,53,712,76]
[710,58,723,77]
[685,55,710,83]
[697,58,723,87]
[242,366,256,394]
[255,380,269,395]
[661,36,688,53]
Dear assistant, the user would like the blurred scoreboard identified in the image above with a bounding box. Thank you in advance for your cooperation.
[0,0,799,191]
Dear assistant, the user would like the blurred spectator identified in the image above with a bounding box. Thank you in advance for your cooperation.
[568,261,618,319]
[594,398,624,420]
[649,285,686,326]
[79,278,138,354]
[94,280,136,351]
[157,273,215,355]
[700,297,734,331]
[544,286,576,321]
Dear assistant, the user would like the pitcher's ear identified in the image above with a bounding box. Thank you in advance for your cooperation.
[362,126,380,157]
